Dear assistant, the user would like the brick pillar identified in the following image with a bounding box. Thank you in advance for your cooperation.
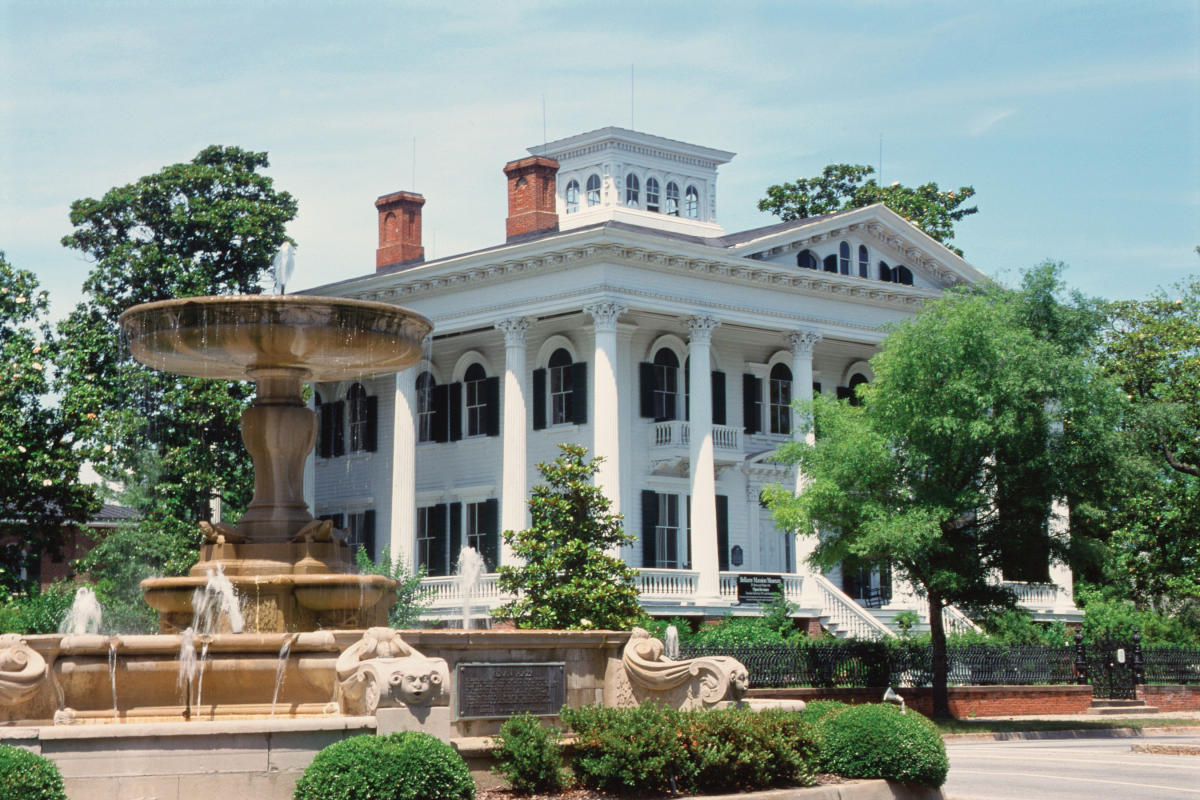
[503,156,559,241]
[376,191,425,270]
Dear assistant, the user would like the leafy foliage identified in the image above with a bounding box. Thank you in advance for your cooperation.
[561,702,695,795]
[816,703,948,787]
[758,163,978,254]
[0,744,67,800]
[292,732,475,800]
[56,146,296,585]
[0,253,97,592]
[491,713,567,795]
[493,444,642,630]
[353,547,432,629]
[682,707,816,792]
[0,582,76,634]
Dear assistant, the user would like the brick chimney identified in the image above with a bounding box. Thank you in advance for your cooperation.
[375,191,425,270]
[503,156,560,242]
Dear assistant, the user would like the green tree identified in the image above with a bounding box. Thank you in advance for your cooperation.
[494,444,643,630]
[0,253,97,591]
[765,266,1121,717]
[758,164,977,255]
[56,146,296,605]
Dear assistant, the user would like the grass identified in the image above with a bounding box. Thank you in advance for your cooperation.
[935,717,1200,734]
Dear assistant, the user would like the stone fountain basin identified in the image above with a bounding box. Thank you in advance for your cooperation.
[119,295,433,382]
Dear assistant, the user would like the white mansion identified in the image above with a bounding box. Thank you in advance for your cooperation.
[303,127,1080,637]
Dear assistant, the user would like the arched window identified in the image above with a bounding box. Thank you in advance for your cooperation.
[347,383,376,452]
[416,371,436,443]
[464,363,488,437]
[625,173,640,207]
[796,249,818,269]
[586,174,601,207]
[823,254,838,273]
[879,261,892,282]
[894,265,914,285]
[665,182,680,216]
[548,348,574,425]
[653,349,679,421]
[847,372,869,407]
[684,185,699,219]
[858,245,869,278]
[565,180,580,214]
[646,178,660,212]
[838,241,851,275]
[769,363,792,435]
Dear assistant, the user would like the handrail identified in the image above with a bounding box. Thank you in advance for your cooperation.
[942,604,983,635]
[809,573,895,640]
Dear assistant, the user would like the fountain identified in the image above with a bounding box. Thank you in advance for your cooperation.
[455,547,485,630]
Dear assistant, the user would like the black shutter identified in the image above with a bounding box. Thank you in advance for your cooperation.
[432,384,449,443]
[448,383,463,442]
[364,396,378,453]
[318,402,334,457]
[570,361,588,425]
[716,494,729,572]
[362,510,376,561]
[481,498,500,571]
[449,502,462,568]
[430,504,448,576]
[484,376,501,437]
[641,490,658,568]
[332,401,346,456]
[711,371,726,425]
[742,374,761,434]
[639,362,656,418]
[532,368,547,430]
[685,496,692,570]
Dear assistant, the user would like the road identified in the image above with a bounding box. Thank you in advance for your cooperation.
[944,734,1200,800]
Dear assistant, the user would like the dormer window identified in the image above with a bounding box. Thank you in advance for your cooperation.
[625,174,640,207]
[586,174,601,207]
[685,185,699,219]
[879,261,892,282]
[646,178,660,212]
[565,180,580,214]
[858,245,869,277]
[797,249,818,269]
[839,241,851,275]
[665,182,680,216]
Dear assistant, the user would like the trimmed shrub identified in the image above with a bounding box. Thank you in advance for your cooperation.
[683,707,816,793]
[561,702,695,796]
[0,745,66,800]
[492,713,567,795]
[817,703,948,787]
[292,732,474,800]
[798,699,849,726]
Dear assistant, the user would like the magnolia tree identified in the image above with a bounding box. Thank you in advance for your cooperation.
[494,444,643,630]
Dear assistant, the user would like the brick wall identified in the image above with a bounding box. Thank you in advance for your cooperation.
[1139,684,1200,711]
[748,685,1094,717]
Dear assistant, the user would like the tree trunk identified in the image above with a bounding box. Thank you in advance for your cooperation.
[928,590,951,718]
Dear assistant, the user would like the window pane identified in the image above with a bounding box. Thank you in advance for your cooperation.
[665,182,679,216]
[646,178,660,211]
[685,185,699,219]
[565,180,579,214]
[625,174,639,207]
[586,174,601,206]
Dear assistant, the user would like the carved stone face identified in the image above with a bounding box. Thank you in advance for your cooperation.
[390,667,442,705]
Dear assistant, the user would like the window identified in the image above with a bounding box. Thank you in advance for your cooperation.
[797,249,818,269]
[316,390,345,458]
[346,510,376,560]
[646,178,660,212]
[416,372,435,443]
[654,494,680,569]
[838,372,869,406]
[858,245,869,278]
[665,182,680,216]
[347,383,372,452]
[586,174,601,207]
[652,349,679,421]
[838,241,851,275]
[894,265,914,285]
[684,185,699,219]
[823,254,838,273]
[548,348,573,425]
[416,506,438,575]
[879,261,892,282]
[565,179,580,214]
[769,363,792,435]
[464,363,488,437]
[625,173,639,207]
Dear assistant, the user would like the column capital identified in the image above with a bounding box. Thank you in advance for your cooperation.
[584,302,628,332]
[687,315,720,345]
[787,329,822,357]
[496,317,530,346]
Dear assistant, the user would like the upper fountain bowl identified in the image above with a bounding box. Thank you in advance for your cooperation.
[119,295,433,382]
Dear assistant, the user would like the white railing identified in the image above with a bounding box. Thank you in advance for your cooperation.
[1002,581,1061,610]
[650,421,742,451]
[719,572,805,604]
[636,568,698,598]
[942,604,983,635]
[810,573,895,640]
[420,574,509,609]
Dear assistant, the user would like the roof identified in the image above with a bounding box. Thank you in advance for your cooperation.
[528,126,735,165]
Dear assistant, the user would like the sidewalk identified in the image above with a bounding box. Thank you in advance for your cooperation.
[940,709,1200,742]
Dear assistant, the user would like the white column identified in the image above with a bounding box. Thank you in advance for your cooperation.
[1048,498,1076,612]
[788,330,821,587]
[584,302,627,517]
[389,367,418,568]
[496,317,530,567]
[688,315,721,602]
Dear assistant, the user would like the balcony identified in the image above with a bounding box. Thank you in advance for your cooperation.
[648,421,743,474]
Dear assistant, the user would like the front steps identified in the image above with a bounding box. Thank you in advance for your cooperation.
[1087,699,1158,715]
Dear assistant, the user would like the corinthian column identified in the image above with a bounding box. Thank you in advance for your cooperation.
[390,366,418,568]
[787,329,821,584]
[496,317,530,567]
[688,315,721,602]
[584,302,627,516]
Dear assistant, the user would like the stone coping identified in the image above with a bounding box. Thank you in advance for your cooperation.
[2,716,377,741]
[747,685,1092,697]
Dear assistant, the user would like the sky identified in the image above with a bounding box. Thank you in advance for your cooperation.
[2,0,1197,324]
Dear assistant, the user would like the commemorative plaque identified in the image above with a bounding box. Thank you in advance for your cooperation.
[736,573,784,604]
[456,662,566,720]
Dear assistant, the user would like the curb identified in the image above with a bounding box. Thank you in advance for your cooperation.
[678,780,942,799]
[943,725,1200,742]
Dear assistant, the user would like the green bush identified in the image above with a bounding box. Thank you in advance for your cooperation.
[292,732,474,800]
[561,703,694,795]
[0,583,76,635]
[492,713,567,794]
[798,699,849,726]
[682,707,816,793]
[817,703,948,787]
[0,745,66,800]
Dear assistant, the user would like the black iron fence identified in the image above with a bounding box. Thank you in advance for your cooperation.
[680,636,1200,691]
